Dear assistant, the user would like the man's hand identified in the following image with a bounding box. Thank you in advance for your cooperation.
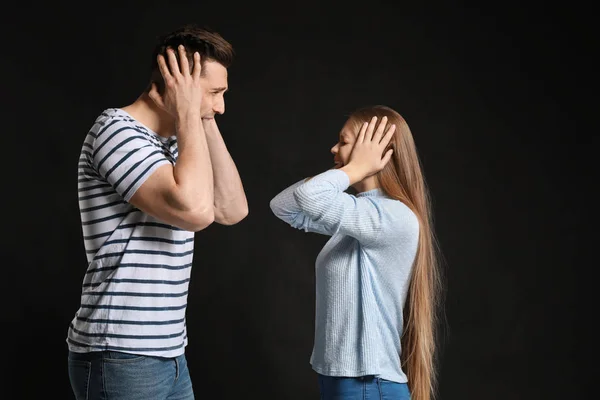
[201,117,219,135]
[149,45,203,120]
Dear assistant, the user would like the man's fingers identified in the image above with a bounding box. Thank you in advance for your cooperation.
[148,82,165,108]
[157,54,172,81]
[192,52,202,80]
[178,45,190,76]
[166,47,182,77]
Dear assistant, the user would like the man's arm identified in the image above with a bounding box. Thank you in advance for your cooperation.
[129,114,214,232]
[129,47,215,232]
[203,118,248,225]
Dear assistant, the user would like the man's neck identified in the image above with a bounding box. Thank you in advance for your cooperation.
[121,93,175,138]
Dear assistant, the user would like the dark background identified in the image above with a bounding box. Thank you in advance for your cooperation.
[1,1,592,399]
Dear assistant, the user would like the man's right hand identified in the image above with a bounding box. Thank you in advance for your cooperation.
[149,45,203,119]
[131,44,214,232]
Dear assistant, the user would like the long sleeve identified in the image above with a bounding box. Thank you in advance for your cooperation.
[292,169,385,245]
[285,170,419,383]
[270,179,333,236]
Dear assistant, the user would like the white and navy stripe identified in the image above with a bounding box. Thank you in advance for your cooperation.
[67,108,194,357]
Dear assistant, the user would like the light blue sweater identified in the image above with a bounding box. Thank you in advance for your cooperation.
[270,169,420,383]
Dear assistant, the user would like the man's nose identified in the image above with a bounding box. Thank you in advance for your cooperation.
[213,99,225,115]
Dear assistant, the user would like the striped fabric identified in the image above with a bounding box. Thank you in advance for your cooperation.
[67,108,195,357]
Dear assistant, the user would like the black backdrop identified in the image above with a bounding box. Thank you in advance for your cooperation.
[1,2,591,399]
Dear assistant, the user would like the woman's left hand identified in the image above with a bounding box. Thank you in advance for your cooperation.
[341,116,395,184]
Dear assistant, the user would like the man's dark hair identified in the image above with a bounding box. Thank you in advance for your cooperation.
[148,24,234,94]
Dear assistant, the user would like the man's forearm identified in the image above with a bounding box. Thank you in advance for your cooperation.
[203,120,248,224]
[172,114,214,214]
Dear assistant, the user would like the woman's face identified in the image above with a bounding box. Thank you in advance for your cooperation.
[330,121,357,169]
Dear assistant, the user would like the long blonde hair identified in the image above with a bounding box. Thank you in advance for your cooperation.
[347,105,443,400]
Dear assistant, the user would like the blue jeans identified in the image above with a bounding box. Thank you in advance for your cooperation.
[68,350,194,400]
[317,374,411,400]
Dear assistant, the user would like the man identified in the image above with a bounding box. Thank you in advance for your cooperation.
[67,24,248,400]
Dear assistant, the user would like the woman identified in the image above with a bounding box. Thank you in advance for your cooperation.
[270,105,442,400]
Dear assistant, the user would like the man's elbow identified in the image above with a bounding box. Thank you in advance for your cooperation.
[233,205,249,224]
[188,208,215,232]
[217,204,249,225]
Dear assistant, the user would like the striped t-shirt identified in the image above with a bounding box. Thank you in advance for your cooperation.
[67,108,195,358]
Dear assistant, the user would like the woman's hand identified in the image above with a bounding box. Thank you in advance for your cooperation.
[340,116,396,185]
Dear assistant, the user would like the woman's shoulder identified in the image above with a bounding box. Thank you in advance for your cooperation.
[378,197,420,234]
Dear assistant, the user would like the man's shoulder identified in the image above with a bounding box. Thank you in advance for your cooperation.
[90,108,140,135]
[88,108,160,147]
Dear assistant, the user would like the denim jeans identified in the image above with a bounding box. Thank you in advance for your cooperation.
[317,374,411,400]
[68,350,194,400]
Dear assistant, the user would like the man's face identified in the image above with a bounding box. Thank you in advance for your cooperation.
[199,60,228,119]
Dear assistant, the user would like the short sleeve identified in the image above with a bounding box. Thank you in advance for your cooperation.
[92,120,170,201]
